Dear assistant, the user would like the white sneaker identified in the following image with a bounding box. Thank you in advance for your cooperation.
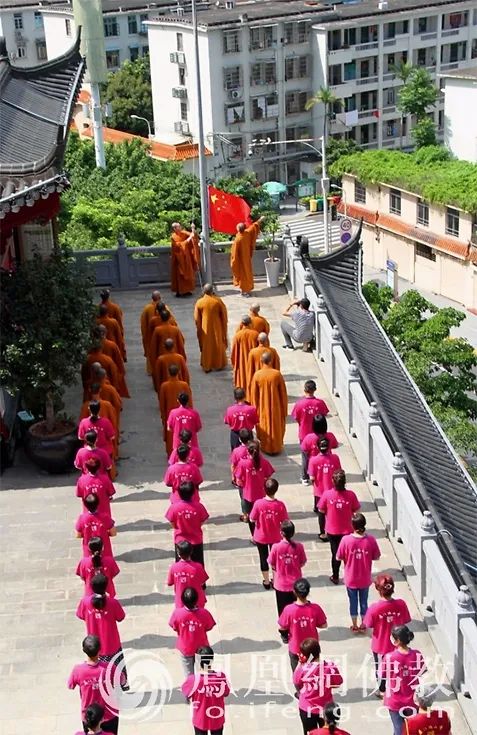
[301,478,310,485]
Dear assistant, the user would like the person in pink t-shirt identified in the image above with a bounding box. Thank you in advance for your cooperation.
[78,402,116,459]
[249,478,289,590]
[76,494,117,557]
[75,431,112,477]
[230,428,253,487]
[293,637,343,734]
[318,470,360,585]
[76,536,120,597]
[165,481,209,567]
[164,444,203,503]
[268,520,308,615]
[291,380,329,447]
[167,393,202,451]
[308,437,342,540]
[235,440,275,537]
[381,625,426,735]
[278,578,327,672]
[169,587,216,676]
[74,702,106,735]
[169,429,204,468]
[68,635,118,734]
[76,458,115,517]
[363,574,411,695]
[224,387,258,450]
[300,414,338,485]
[337,513,381,633]
[182,646,231,735]
[167,540,209,608]
[309,701,351,735]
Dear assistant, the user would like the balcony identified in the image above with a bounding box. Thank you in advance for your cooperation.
[356,75,378,86]
[441,61,459,70]
[354,41,378,52]
[420,31,437,41]
[358,108,378,120]
[383,72,396,81]
[382,104,396,114]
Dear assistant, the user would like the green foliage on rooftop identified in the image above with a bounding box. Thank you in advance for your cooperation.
[330,146,477,213]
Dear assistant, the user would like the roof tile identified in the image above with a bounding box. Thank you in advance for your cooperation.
[81,124,211,161]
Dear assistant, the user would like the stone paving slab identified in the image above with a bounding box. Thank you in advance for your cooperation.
[0,282,472,735]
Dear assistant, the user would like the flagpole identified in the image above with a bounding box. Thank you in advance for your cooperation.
[192,0,212,285]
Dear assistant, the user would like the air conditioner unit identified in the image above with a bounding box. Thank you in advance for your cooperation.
[177,52,186,64]
[172,86,187,98]
[229,88,242,100]
[170,52,179,63]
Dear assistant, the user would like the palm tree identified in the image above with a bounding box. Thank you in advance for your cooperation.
[305,86,341,147]
[391,61,415,148]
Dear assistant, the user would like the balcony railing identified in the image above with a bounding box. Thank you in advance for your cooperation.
[441,29,460,37]
[355,41,378,51]
[420,31,437,40]
[356,75,378,86]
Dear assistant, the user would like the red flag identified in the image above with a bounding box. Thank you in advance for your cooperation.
[373,109,380,118]
[208,185,252,235]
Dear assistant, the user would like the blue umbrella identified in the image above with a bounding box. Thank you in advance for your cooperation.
[262,181,288,196]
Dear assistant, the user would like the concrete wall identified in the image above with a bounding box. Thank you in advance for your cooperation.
[285,239,477,730]
[0,6,47,66]
[444,76,477,163]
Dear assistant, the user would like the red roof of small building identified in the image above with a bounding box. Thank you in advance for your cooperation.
[80,124,211,161]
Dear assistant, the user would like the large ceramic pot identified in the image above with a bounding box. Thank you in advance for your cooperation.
[25,420,80,473]
[264,258,281,288]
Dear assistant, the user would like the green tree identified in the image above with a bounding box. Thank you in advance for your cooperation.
[103,57,153,136]
[362,281,394,321]
[412,117,437,148]
[305,86,341,145]
[397,67,439,118]
[214,172,275,221]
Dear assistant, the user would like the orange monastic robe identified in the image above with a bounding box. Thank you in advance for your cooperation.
[230,327,259,389]
[101,338,130,398]
[101,300,124,335]
[82,351,122,398]
[194,293,228,372]
[159,377,193,454]
[141,301,157,371]
[171,230,199,296]
[79,397,119,459]
[250,314,270,335]
[97,315,126,360]
[250,364,288,455]
[153,353,190,393]
[246,345,281,400]
[149,324,186,368]
[230,221,261,294]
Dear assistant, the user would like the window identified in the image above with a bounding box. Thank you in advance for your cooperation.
[284,21,310,44]
[225,102,245,124]
[180,101,188,121]
[34,11,43,29]
[223,30,240,53]
[106,49,120,69]
[251,92,278,119]
[36,40,47,60]
[129,46,139,61]
[224,65,242,90]
[178,66,186,85]
[389,188,401,215]
[65,18,72,37]
[329,64,342,85]
[385,88,395,105]
[417,200,429,226]
[140,14,148,32]
[415,242,435,261]
[285,90,308,114]
[142,45,149,56]
[251,61,276,85]
[417,48,426,66]
[343,27,356,46]
[176,33,183,51]
[14,13,23,30]
[17,46,26,58]
[128,15,138,34]
[354,181,366,204]
[104,17,119,37]
[250,25,276,50]
[417,17,428,33]
[285,55,309,80]
[446,207,459,237]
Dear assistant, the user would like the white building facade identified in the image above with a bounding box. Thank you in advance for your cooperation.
[0,0,65,65]
[442,67,477,163]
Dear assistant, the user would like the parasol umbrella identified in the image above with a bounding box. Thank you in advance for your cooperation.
[262,181,288,196]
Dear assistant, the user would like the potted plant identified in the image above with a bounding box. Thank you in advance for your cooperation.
[262,215,281,288]
[0,251,95,472]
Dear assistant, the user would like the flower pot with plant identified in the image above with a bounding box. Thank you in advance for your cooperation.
[0,251,95,473]
[262,215,281,288]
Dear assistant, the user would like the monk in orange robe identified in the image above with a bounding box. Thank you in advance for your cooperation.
[230,315,259,388]
[149,310,186,368]
[159,364,193,454]
[97,304,126,361]
[250,351,288,455]
[230,216,264,296]
[79,385,119,459]
[249,303,270,335]
[81,347,123,398]
[153,338,190,393]
[170,222,199,297]
[96,325,130,398]
[141,290,162,371]
[99,289,124,335]
[194,283,228,373]
[147,304,178,350]
[86,366,122,419]
[246,332,280,400]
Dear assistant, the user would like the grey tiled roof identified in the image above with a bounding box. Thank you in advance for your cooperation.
[307,225,477,598]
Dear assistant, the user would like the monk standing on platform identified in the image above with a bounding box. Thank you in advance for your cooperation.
[230,216,264,297]
[97,304,126,361]
[249,303,270,335]
[99,289,124,336]
[140,290,162,372]
[170,222,199,297]
[149,310,186,369]
[230,316,259,389]
[96,325,130,399]
[246,332,280,399]
[153,338,190,394]
[250,351,288,455]
[160,365,193,454]
[194,284,228,373]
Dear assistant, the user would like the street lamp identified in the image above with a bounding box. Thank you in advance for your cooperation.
[130,114,153,138]
[331,183,347,217]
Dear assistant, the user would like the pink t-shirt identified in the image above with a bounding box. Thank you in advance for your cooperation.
[75,510,115,557]
[169,606,216,655]
[310,728,350,735]
[164,461,203,502]
[169,445,204,468]
[78,417,115,456]
[318,489,360,535]
[167,407,202,449]
[249,498,288,544]
[67,660,116,721]
[293,660,343,713]
[76,472,115,516]
[230,444,249,482]
[75,446,112,475]
[308,452,342,498]
[291,397,329,441]
[76,555,120,596]
[381,648,426,711]
[363,598,412,654]
[165,500,209,545]
[234,456,275,502]
[167,559,209,608]
[267,539,307,592]
[336,533,381,589]
[182,671,230,730]
[223,403,258,432]
[76,594,125,656]
[301,431,338,455]
[278,601,327,654]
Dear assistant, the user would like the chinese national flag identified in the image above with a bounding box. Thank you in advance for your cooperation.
[208,186,252,235]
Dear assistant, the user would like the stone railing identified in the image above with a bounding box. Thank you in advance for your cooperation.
[284,240,477,727]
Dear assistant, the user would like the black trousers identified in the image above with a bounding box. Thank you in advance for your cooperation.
[256,542,272,572]
[275,589,295,616]
[299,708,324,734]
[84,717,119,734]
[313,496,326,535]
[194,728,223,735]
[328,533,344,579]
[373,651,386,692]
[175,542,204,567]
[230,429,241,450]
[240,495,256,537]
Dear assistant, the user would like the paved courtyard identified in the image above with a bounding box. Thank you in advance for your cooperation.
[0,282,472,735]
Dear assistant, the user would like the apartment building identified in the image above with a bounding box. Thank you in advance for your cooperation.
[147,0,477,181]
[0,0,65,65]
[441,66,477,162]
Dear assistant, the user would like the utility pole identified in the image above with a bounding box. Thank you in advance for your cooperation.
[321,135,330,254]
[192,0,212,284]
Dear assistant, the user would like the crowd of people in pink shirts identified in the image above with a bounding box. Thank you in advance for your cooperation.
[66,299,452,735]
